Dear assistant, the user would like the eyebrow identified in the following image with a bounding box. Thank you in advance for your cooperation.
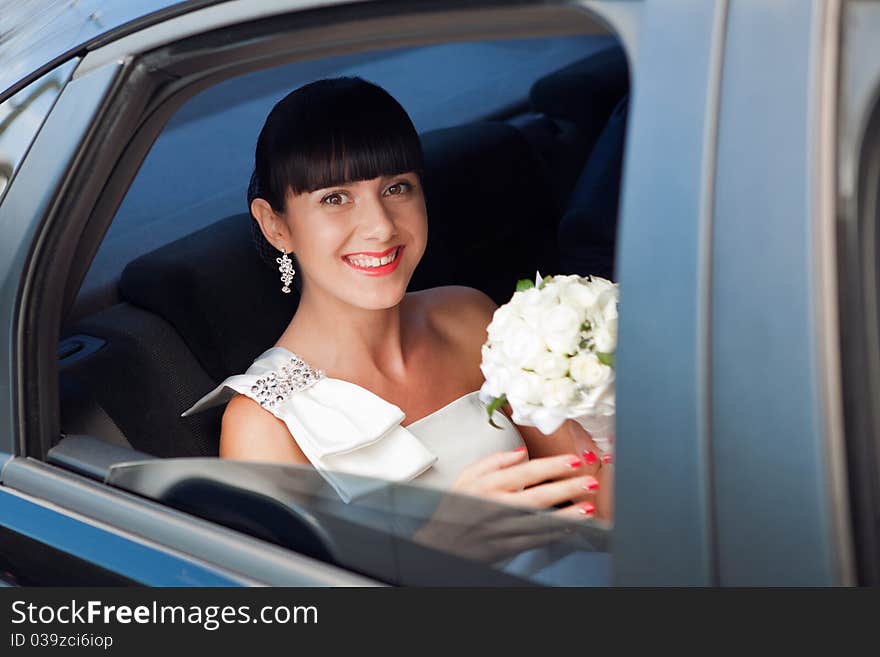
[311,173,413,193]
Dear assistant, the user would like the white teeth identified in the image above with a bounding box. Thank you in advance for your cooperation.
[345,248,399,268]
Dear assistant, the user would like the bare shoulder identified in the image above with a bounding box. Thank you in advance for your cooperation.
[220,393,310,464]
[410,285,497,338]
[406,286,497,389]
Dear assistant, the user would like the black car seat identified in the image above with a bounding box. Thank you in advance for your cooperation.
[411,121,560,300]
[514,45,629,213]
[59,303,224,457]
[557,94,629,280]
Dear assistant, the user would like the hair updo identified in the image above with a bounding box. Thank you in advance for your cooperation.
[247,77,425,272]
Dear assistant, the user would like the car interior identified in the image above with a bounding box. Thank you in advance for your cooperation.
[50,36,630,488]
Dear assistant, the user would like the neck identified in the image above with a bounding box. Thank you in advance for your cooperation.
[281,284,409,380]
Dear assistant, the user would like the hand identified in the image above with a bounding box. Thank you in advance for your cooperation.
[510,419,614,521]
[411,449,603,563]
[450,448,602,520]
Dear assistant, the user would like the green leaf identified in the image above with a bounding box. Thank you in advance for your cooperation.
[597,352,615,368]
[516,279,535,292]
[486,394,508,429]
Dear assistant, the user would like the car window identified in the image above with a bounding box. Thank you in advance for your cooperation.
[71,34,616,322]
[53,27,629,586]
[104,458,611,586]
[0,59,76,202]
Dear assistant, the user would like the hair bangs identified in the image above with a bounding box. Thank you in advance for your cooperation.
[253,77,423,213]
[283,119,423,195]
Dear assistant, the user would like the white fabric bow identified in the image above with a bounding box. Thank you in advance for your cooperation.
[181,348,437,502]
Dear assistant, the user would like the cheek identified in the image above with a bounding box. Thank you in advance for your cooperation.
[403,204,428,242]
[295,221,348,258]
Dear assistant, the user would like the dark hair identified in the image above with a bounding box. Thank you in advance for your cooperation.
[247,77,424,271]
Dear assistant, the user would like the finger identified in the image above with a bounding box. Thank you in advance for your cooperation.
[482,453,586,492]
[566,422,605,474]
[460,447,528,480]
[552,501,599,521]
[509,474,600,510]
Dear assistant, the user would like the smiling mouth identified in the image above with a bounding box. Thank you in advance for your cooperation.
[342,246,404,275]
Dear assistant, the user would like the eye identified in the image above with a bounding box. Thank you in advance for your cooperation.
[321,191,350,206]
[384,181,411,196]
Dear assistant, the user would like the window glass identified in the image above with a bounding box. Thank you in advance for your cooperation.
[74,35,617,319]
[107,459,611,586]
[59,32,629,586]
[0,59,76,201]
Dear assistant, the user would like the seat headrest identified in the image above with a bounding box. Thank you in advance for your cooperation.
[557,94,629,281]
[529,45,629,131]
[120,213,297,381]
[120,121,560,381]
[410,121,559,300]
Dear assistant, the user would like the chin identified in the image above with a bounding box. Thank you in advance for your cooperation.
[335,252,421,310]
[345,282,409,311]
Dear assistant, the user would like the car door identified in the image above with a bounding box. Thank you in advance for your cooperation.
[0,0,862,586]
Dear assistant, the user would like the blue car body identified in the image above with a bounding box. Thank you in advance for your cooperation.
[0,0,876,586]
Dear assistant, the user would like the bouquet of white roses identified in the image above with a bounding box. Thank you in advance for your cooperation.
[478,273,618,452]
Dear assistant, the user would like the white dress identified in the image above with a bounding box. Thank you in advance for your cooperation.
[182,345,526,503]
[181,345,610,585]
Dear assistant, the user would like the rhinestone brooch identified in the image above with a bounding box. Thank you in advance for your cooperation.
[249,355,324,410]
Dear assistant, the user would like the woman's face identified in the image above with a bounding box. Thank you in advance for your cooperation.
[278,171,427,310]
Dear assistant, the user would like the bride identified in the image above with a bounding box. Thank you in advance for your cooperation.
[184,77,612,547]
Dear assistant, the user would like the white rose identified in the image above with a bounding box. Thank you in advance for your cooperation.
[517,286,558,331]
[588,276,616,295]
[582,377,616,415]
[540,377,578,407]
[603,315,618,337]
[481,343,499,366]
[597,287,617,316]
[507,370,544,405]
[569,352,612,388]
[479,363,514,398]
[540,304,583,355]
[500,320,546,368]
[529,406,568,434]
[559,280,598,311]
[487,304,517,341]
[601,295,619,322]
[533,350,570,379]
[593,325,617,354]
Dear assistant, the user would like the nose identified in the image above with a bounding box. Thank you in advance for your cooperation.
[358,195,397,242]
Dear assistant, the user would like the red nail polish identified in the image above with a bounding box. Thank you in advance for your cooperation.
[583,450,597,465]
[578,502,595,516]
[583,477,600,491]
[513,447,527,453]
[567,457,583,468]
[602,453,613,464]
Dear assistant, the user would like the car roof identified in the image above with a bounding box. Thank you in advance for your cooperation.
[0,0,219,100]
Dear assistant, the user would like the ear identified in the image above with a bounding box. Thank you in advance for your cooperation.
[250,198,292,252]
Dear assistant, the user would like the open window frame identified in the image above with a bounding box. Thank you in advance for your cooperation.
[1,0,632,586]
[18,0,620,462]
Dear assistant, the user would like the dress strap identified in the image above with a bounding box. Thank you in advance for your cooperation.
[181,348,324,417]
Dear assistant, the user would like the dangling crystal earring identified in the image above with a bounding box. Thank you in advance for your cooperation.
[276,248,295,294]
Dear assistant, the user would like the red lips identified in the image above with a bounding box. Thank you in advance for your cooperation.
[341,245,404,276]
